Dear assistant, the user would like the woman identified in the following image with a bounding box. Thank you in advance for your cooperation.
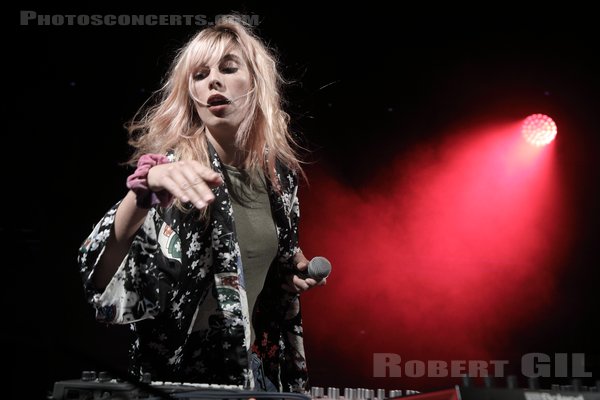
[78,15,325,392]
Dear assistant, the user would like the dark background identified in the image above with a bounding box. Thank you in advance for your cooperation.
[9,4,599,399]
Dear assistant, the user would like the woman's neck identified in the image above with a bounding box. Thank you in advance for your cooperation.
[205,127,244,167]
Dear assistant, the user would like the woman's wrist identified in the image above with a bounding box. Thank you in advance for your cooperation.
[126,154,173,208]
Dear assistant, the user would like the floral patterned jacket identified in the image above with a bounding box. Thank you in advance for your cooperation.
[78,143,308,391]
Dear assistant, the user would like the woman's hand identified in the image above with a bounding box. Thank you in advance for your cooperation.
[282,251,327,293]
[147,160,224,209]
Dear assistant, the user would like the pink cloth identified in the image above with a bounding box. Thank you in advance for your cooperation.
[126,154,173,208]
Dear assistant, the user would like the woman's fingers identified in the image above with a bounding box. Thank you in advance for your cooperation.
[281,274,326,293]
[180,168,218,206]
[148,160,224,209]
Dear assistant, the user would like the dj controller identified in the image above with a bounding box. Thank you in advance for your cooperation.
[49,372,600,400]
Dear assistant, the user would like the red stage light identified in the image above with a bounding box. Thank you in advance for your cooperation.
[522,113,557,146]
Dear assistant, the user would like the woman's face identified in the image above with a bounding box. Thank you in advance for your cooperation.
[191,48,252,134]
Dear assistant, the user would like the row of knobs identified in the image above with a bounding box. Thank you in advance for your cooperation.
[309,387,420,399]
[81,371,113,382]
[80,371,243,390]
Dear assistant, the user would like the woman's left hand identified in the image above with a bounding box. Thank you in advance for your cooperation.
[281,251,327,293]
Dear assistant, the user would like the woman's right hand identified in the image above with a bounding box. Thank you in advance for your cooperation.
[147,160,224,209]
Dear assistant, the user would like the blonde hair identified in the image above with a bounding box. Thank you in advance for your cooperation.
[126,16,303,191]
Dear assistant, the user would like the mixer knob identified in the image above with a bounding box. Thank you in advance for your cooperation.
[506,375,518,389]
[81,371,97,381]
[98,371,111,382]
[311,386,325,398]
[461,374,471,387]
[344,388,356,399]
[141,372,152,384]
[528,377,540,389]
[327,387,340,399]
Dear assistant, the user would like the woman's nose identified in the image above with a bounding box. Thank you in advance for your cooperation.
[209,72,223,90]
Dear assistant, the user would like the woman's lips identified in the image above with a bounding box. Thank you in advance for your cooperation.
[208,103,229,115]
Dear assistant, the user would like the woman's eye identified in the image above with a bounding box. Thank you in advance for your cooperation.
[221,66,238,74]
[193,71,208,80]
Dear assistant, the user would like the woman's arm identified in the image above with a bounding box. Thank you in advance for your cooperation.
[92,190,149,288]
[93,160,223,288]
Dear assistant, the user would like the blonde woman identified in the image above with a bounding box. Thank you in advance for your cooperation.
[78,16,326,392]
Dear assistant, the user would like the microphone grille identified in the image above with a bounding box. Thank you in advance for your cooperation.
[308,256,331,280]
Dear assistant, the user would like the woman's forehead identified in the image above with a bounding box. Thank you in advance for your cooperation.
[193,42,245,68]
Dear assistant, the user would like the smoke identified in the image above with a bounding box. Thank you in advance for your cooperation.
[299,120,571,390]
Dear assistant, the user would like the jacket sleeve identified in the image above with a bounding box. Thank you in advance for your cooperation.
[77,202,164,324]
[280,171,309,392]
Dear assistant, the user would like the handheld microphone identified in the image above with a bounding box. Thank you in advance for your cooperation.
[296,256,331,281]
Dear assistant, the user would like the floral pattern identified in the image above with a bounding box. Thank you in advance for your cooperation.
[78,143,307,391]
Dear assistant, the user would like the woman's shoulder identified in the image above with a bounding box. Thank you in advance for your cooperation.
[274,162,299,192]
